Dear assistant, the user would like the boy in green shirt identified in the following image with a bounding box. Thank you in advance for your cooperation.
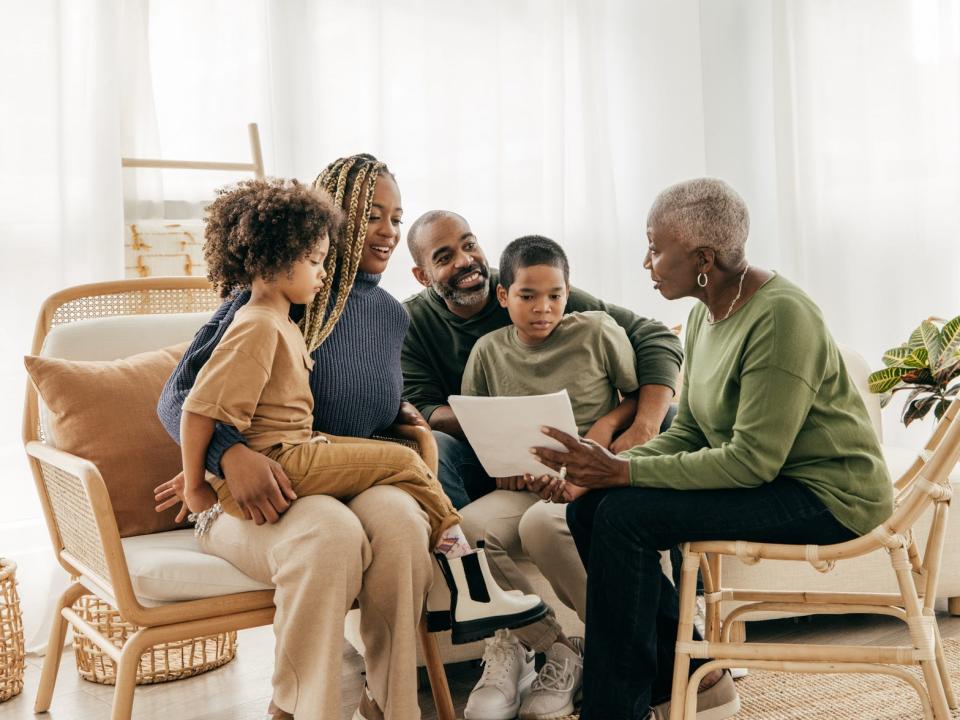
[462,235,642,456]
[457,235,641,720]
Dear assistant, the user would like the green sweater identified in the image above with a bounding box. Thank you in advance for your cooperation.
[622,275,893,537]
[402,270,683,422]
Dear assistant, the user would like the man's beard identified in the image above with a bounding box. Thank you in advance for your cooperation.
[432,264,490,307]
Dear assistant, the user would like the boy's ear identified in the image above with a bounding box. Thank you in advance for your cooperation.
[496,284,509,308]
[411,265,431,288]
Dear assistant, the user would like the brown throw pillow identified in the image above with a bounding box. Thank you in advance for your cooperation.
[24,343,191,537]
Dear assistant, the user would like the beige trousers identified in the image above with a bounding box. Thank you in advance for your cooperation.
[459,490,587,652]
[198,485,433,720]
[214,433,459,547]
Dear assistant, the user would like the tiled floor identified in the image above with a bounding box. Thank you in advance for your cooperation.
[1,611,958,719]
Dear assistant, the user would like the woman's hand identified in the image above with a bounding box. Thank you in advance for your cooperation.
[219,444,297,525]
[395,401,428,428]
[531,426,632,490]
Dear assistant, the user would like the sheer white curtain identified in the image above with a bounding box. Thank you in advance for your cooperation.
[0,0,140,648]
[698,0,960,446]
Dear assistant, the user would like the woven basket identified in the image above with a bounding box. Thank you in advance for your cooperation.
[0,559,25,703]
[71,595,237,685]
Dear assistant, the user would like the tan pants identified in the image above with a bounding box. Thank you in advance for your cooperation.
[459,489,587,652]
[213,433,460,547]
[198,485,433,719]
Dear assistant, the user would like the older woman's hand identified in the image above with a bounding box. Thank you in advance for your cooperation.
[531,426,632,489]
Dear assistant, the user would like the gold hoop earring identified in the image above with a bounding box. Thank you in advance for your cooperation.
[697,272,708,288]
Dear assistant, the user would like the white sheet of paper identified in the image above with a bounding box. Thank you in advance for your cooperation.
[448,390,579,478]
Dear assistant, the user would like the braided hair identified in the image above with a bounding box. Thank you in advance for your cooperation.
[302,153,391,350]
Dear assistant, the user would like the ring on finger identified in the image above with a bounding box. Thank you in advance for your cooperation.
[559,465,567,480]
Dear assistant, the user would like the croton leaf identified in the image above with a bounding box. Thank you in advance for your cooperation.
[902,394,938,426]
[908,324,926,350]
[938,315,960,369]
[920,320,943,370]
[868,366,909,393]
[934,398,953,421]
[901,347,929,370]
[935,358,960,386]
[902,367,936,385]
[882,346,912,367]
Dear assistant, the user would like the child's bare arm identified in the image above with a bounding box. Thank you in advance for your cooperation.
[180,410,220,513]
[584,392,639,449]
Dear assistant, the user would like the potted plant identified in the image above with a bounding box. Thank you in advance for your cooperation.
[868,315,960,425]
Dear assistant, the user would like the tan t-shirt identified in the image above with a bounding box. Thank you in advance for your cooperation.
[461,311,640,434]
[184,305,315,452]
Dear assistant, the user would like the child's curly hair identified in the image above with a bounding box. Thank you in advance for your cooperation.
[203,178,343,298]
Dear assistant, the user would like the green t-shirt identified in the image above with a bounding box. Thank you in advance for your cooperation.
[622,274,893,537]
[461,311,640,434]
[402,270,683,421]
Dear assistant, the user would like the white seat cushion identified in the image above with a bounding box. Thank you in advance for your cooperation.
[41,312,211,361]
[121,529,272,605]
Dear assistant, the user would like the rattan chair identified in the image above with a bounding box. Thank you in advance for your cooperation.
[669,397,960,720]
[22,277,455,720]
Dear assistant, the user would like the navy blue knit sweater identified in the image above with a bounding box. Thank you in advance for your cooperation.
[157,272,408,475]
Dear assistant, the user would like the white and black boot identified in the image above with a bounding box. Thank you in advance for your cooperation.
[426,564,452,632]
[435,548,548,645]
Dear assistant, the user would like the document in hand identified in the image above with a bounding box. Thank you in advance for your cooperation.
[448,390,579,478]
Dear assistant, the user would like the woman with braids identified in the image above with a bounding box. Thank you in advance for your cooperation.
[154,155,501,720]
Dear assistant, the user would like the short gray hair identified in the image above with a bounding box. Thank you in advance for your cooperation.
[647,178,749,266]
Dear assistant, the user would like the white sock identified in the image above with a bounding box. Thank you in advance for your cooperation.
[435,523,473,558]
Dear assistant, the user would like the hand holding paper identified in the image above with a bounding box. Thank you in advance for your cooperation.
[448,390,579,478]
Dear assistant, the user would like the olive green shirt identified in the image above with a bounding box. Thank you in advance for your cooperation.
[402,270,683,421]
[622,275,893,536]
[461,311,640,434]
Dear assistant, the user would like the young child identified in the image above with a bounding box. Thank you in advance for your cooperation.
[174,178,545,643]
[461,234,641,499]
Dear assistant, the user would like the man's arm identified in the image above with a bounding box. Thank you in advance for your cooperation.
[567,287,682,445]
[401,322,447,420]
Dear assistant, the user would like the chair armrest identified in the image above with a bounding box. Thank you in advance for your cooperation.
[379,424,439,475]
[24,441,135,609]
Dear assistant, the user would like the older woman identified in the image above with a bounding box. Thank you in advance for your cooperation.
[529,178,893,720]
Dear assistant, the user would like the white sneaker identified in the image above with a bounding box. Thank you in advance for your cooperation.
[518,637,584,720]
[464,629,536,720]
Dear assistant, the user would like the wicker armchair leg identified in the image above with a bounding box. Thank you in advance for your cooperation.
[35,581,85,713]
[949,597,960,616]
[111,629,154,720]
[418,618,455,720]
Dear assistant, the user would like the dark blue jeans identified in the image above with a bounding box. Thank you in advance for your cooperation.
[566,478,856,720]
[434,431,495,510]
